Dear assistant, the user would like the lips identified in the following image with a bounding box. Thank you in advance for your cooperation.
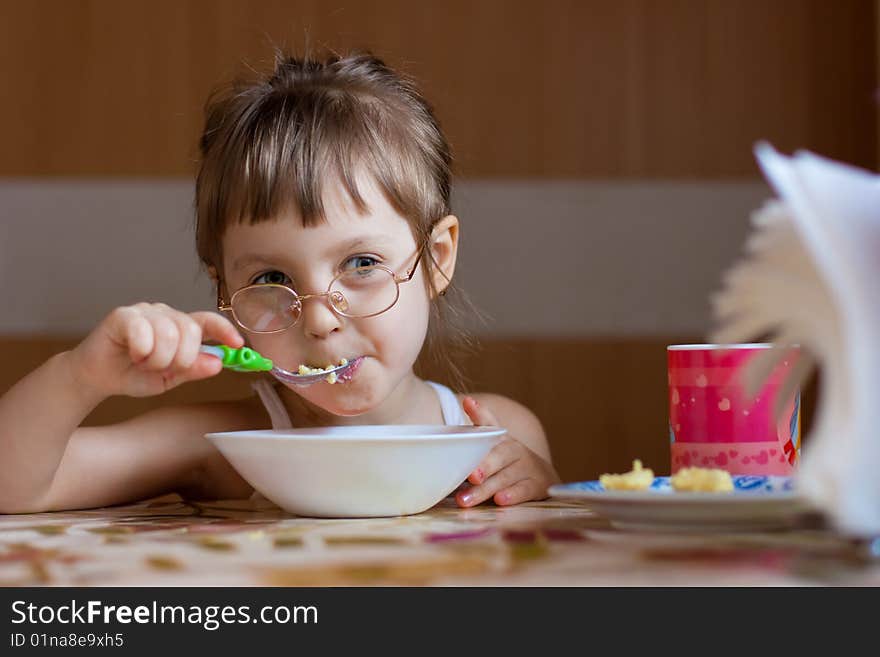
[335,356,364,383]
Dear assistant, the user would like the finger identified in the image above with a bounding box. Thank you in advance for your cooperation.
[493,478,545,506]
[466,468,485,487]
[168,312,203,371]
[467,438,519,485]
[162,352,224,388]
[166,313,229,385]
[123,311,154,363]
[192,311,244,348]
[140,312,180,371]
[462,396,500,427]
[456,460,525,508]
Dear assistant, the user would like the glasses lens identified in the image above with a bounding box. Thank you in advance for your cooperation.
[329,267,399,317]
[232,285,300,332]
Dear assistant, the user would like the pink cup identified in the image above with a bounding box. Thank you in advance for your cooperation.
[668,343,801,476]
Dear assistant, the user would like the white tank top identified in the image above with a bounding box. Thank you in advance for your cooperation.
[250,377,470,429]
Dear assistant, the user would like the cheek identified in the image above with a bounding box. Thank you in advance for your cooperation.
[369,291,430,366]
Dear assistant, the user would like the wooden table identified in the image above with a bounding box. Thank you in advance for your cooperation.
[2,496,878,586]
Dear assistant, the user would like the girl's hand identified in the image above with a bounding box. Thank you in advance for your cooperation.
[68,303,244,399]
[455,396,561,507]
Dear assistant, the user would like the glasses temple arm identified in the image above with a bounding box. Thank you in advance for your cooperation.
[398,248,425,282]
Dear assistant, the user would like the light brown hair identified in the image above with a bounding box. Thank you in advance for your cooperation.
[194,50,475,390]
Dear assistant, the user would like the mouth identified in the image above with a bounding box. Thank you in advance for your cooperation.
[295,358,351,377]
[271,356,364,386]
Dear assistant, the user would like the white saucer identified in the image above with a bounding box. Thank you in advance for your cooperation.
[549,476,814,532]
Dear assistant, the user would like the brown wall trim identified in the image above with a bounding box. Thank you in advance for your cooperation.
[1,0,875,177]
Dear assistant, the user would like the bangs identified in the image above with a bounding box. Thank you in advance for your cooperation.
[196,74,451,267]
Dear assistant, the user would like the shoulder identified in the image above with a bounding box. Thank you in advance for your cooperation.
[463,392,542,432]
[461,392,550,461]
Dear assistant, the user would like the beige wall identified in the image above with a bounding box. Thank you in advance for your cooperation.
[1,179,771,337]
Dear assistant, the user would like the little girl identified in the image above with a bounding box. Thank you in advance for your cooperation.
[0,51,559,514]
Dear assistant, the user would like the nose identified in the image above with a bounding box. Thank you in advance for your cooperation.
[299,293,343,339]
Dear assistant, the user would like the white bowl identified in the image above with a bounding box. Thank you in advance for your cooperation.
[205,425,505,518]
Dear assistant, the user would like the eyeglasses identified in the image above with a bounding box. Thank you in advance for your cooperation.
[218,249,425,334]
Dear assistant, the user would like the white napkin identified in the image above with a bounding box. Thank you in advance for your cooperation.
[711,142,880,536]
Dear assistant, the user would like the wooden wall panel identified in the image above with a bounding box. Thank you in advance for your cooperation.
[0,336,816,485]
[0,0,874,177]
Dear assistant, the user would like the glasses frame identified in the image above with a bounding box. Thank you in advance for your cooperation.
[218,247,426,334]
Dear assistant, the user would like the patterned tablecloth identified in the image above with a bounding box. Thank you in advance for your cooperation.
[2,496,878,586]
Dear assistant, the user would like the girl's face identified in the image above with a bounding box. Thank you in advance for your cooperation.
[219,176,431,420]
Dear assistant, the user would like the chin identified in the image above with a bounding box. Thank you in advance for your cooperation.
[314,394,380,418]
[295,379,385,418]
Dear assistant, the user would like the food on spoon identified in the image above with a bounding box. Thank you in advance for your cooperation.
[599,459,654,490]
[296,358,349,384]
[670,466,734,492]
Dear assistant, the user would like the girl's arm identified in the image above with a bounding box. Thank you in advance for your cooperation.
[0,351,107,512]
[0,354,257,513]
[0,303,245,513]
[34,400,258,513]
[468,392,553,461]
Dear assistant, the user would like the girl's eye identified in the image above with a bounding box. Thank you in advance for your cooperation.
[252,270,291,285]
[342,255,379,271]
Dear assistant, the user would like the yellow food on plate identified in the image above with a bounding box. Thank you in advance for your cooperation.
[599,459,655,491]
[670,466,734,492]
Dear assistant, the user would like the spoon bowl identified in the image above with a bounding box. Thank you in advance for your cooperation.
[270,357,362,386]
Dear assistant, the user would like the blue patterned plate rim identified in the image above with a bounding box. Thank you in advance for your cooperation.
[550,475,799,498]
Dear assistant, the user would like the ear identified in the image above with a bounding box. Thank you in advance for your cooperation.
[428,215,459,296]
